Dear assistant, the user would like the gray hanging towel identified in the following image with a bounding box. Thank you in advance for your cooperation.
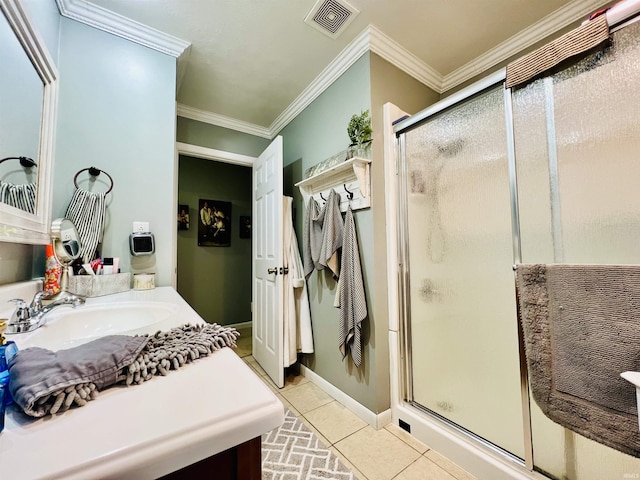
[318,189,343,278]
[303,196,321,277]
[65,188,106,263]
[516,263,640,457]
[338,206,367,367]
[303,189,343,279]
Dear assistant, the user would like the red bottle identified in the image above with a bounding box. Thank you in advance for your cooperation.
[44,244,61,297]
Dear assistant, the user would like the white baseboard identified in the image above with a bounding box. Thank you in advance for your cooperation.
[226,321,252,330]
[300,364,391,430]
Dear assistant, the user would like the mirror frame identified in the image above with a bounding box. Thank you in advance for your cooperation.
[0,0,58,244]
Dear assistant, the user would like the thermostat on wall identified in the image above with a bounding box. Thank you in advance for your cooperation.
[129,232,155,256]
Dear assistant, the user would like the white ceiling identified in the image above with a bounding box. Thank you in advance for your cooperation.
[68,0,607,133]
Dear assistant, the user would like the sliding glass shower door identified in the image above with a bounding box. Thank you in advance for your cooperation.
[397,17,640,479]
[401,86,525,458]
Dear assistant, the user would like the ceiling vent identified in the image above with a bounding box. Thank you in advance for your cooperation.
[304,0,359,39]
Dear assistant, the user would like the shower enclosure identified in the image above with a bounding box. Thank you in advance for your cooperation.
[393,12,640,480]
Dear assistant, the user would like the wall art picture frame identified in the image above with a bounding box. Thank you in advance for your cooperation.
[239,215,251,239]
[198,199,231,247]
[177,204,190,230]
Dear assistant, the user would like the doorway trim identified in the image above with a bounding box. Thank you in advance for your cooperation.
[176,142,257,167]
[173,142,258,287]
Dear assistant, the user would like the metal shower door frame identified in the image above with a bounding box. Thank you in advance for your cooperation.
[393,68,534,469]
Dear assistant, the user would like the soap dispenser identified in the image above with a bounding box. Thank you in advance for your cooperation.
[0,320,18,409]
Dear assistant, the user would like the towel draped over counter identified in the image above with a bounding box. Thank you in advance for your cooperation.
[9,323,239,417]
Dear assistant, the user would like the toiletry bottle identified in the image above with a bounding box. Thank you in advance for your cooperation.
[0,320,18,407]
[44,244,61,296]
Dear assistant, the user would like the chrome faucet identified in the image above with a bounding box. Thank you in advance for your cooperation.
[6,290,85,334]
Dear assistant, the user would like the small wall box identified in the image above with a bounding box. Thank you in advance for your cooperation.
[69,272,131,297]
[129,232,155,256]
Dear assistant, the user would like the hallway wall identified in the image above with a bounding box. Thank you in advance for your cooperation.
[177,155,252,326]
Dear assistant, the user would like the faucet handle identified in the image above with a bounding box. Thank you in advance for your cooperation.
[8,298,30,322]
[30,291,45,310]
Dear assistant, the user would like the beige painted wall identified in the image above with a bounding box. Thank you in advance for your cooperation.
[369,53,440,412]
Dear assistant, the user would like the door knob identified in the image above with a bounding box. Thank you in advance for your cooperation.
[267,268,278,274]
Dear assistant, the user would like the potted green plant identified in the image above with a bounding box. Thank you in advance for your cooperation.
[347,109,372,158]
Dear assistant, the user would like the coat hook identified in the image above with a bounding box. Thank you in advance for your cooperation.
[319,192,326,203]
[343,184,354,200]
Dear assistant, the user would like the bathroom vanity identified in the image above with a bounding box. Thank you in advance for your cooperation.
[0,282,284,479]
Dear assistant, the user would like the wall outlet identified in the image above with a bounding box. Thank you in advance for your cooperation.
[133,221,149,233]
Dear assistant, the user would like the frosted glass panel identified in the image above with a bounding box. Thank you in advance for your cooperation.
[514,21,640,479]
[403,86,524,457]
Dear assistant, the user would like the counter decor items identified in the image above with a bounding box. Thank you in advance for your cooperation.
[69,272,131,297]
[347,109,372,159]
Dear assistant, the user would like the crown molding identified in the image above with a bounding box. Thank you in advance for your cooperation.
[441,0,605,91]
[177,104,272,139]
[268,25,371,136]
[60,0,607,139]
[269,23,445,135]
[55,0,190,58]
[368,25,443,92]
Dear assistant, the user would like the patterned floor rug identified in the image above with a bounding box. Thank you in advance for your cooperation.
[262,409,355,479]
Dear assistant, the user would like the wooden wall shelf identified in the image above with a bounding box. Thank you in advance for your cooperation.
[295,157,371,212]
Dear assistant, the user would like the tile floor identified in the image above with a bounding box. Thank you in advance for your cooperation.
[237,348,477,480]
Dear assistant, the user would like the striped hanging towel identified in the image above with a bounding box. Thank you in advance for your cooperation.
[337,206,367,367]
[65,188,107,263]
[0,181,36,214]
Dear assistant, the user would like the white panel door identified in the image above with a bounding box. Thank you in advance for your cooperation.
[252,136,284,388]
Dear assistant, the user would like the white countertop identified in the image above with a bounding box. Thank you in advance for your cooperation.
[0,284,284,479]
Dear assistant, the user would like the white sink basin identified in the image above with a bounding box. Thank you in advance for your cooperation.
[18,301,178,350]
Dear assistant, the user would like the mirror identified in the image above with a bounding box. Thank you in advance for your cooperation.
[51,218,81,263]
[0,0,58,244]
[50,218,82,302]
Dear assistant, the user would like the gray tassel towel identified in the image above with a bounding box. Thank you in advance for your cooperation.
[9,323,239,417]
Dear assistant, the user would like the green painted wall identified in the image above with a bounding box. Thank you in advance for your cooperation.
[177,155,252,325]
[52,18,176,286]
[177,117,271,157]
[278,53,377,411]
[277,52,439,414]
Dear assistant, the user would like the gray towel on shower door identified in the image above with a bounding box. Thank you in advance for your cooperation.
[516,264,640,457]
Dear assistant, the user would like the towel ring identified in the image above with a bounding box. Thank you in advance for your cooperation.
[73,167,114,194]
[0,156,37,168]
